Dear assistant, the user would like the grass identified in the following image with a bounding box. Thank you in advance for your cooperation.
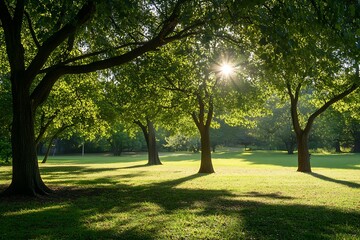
[0,151,360,239]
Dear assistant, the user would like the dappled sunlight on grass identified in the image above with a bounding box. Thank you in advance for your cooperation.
[1,151,360,239]
[241,152,253,156]
[232,151,360,170]
[2,204,69,217]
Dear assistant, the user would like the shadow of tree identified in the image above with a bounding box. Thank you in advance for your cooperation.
[40,166,122,175]
[238,151,360,170]
[242,191,295,200]
[308,172,360,189]
[1,173,359,239]
[118,164,152,169]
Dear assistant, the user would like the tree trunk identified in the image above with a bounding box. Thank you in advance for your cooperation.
[3,85,51,196]
[284,140,295,154]
[334,139,342,153]
[296,133,311,172]
[135,119,161,165]
[42,137,57,164]
[41,126,71,163]
[42,140,53,164]
[353,134,360,153]
[146,120,161,165]
[212,144,216,153]
[198,125,214,173]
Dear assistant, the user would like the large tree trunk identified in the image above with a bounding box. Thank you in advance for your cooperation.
[296,133,311,172]
[198,125,214,173]
[3,84,51,196]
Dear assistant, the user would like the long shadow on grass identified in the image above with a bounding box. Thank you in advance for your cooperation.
[309,172,360,189]
[118,164,151,169]
[1,175,359,239]
[237,151,360,170]
[40,166,121,175]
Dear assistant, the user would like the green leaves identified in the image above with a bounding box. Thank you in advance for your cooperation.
[35,73,109,144]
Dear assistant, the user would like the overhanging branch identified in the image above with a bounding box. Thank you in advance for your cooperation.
[25,1,96,86]
[24,10,40,48]
[40,41,146,73]
[305,83,359,133]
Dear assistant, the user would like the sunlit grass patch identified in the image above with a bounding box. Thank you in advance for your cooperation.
[1,151,359,239]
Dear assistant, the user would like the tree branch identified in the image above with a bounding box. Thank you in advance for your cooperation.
[134,119,149,146]
[35,110,59,145]
[197,93,205,126]
[51,2,67,32]
[38,0,190,76]
[25,1,96,86]
[40,42,146,72]
[191,112,201,129]
[24,10,40,48]
[286,81,302,135]
[13,0,25,35]
[31,0,193,108]
[205,96,214,128]
[305,83,358,133]
[0,0,12,32]
[31,70,63,109]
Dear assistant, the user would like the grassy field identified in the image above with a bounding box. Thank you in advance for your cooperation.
[0,151,359,240]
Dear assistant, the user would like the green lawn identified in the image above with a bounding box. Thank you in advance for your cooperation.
[0,151,360,240]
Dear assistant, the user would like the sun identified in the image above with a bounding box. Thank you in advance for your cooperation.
[219,63,234,76]
[216,61,236,79]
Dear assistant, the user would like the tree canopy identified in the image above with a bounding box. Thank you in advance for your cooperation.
[1,0,359,196]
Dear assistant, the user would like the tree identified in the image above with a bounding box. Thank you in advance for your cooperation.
[0,0,215,196]
[332,91,360,152]
[150,40,261,173]
[164,133,200,152]
[134,119,162,165]
[254,98,296,154]
[103,56,169,165]
[240,0,360,172]
[108,123,146,156]
[35,74,108,163]
[312,107,349,152]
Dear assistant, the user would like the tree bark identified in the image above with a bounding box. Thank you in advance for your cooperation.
[191,91,215,173]
[296,132,311,172]
[198,125,214,173]
[0,0,94,197]
[135,119,161,165]
[146,119,162,165]
[3,83,52,196]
